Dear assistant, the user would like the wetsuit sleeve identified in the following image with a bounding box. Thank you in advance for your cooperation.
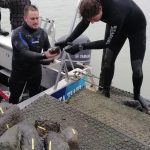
[0,0,10,8]
[66,18,110,50]
[66,18,107,50]
[82,40,107,50]
[67,19,90,42]
[42,31,51,52]
[11,31,45,63]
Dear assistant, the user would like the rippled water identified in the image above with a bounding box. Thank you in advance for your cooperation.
[1,0,150,98]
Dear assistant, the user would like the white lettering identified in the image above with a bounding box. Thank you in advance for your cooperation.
[106,26,117,45]
[32,41,39,44]
[58,95,65,101]
[67,85,82,98]
[80,54,90,59]
[57,84,84,101]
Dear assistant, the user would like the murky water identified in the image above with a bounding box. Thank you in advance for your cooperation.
[1,0,150,98]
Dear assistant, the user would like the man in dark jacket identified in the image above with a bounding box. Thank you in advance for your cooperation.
[55,0,149,112]
[0,0,31,30]
[9,5,58,104]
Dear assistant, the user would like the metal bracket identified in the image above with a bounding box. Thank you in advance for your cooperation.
[39,17,56,47]
[54,49,74,90]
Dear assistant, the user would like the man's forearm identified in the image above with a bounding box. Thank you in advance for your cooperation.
[19,49,44,63]
[82,40,107,50]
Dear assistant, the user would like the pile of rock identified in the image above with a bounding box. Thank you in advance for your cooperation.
[0,103,79,150]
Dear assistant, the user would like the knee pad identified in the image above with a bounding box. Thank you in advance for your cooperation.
[131,59,143,78]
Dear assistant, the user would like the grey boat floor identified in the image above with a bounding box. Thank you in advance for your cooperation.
[22,87,150,150]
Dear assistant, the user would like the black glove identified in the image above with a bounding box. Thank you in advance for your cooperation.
[65,44,83,55]
[55,40,67,50]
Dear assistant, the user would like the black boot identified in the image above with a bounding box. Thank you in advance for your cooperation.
[100,86,110,98]
[135,96,150,114]
[98,86,103,91]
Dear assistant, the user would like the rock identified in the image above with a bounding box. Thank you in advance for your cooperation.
[0,103,24,136]
[0,103,13,117]
[0,124,21,150]
[61,127,79,150]
[44,131,70,150]
[19,121,44,150]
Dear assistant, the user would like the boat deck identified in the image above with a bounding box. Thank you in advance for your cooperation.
[22,87,150,150]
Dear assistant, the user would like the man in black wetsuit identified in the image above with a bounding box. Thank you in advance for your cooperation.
[9,5,58,104]
[55,0,149,112]
[0,0,31,30]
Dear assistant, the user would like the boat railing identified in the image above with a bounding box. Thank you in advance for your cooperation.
[39,17,56,47]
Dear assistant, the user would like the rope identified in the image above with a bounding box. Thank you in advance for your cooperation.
[70,71,102,89]
[73,71,100,80]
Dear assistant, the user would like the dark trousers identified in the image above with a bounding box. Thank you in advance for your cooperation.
[99,24,110,90]
[9,70,42,104]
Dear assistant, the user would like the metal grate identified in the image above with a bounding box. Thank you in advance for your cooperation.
[22,94,150,150]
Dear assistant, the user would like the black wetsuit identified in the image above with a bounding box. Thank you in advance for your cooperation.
[66,0,146,100]
[9,23,50,104]
[0,0,31,30]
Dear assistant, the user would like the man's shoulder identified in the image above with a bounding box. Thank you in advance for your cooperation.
[13,26,23,33]
[38,27,45,32]
[37,27,48,36]
[11,26,23,38]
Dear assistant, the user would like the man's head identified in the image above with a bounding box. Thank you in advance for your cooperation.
[24,5,39,29]
[79,0,102,23]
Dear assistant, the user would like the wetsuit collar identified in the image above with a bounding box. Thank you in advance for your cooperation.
[23,22,38,33]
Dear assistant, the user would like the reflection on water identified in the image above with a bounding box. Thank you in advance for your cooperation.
[0,0,150,98]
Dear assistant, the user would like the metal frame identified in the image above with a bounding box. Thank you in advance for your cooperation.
[54,0,82,90]
[39,17,56,47]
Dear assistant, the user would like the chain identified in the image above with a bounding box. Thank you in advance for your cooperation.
[71,71,103,89]
[73,71,100,80]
